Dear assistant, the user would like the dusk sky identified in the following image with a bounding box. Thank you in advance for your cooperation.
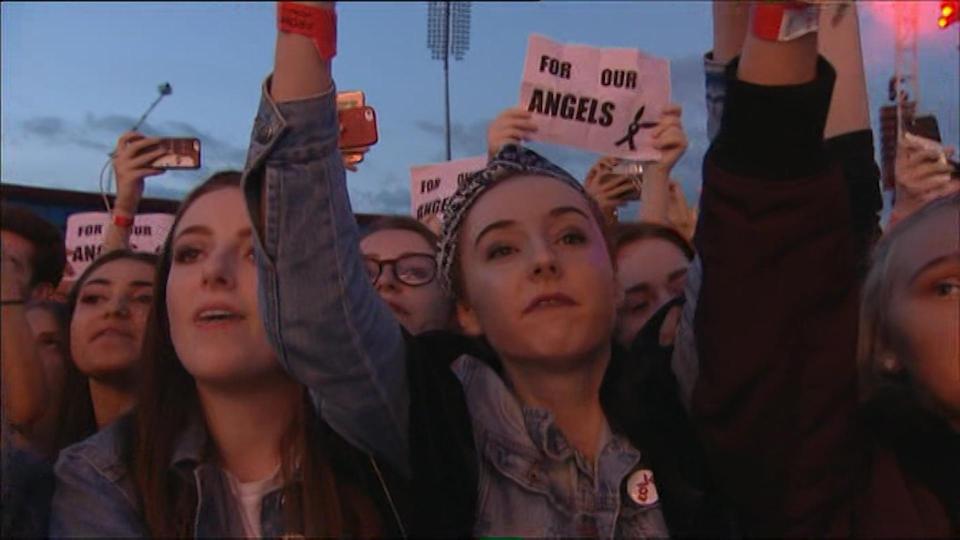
[2,1,958,216]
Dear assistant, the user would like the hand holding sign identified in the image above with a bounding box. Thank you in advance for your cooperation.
[519,34,671,161]
[487,107,538,158]
[646,104,688,178]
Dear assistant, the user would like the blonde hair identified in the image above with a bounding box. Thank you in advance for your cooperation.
[857,193,959,402]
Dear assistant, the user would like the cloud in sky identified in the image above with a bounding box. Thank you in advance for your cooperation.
[354,184,411,215]
[17,113,248,171]
[14,112,250,201]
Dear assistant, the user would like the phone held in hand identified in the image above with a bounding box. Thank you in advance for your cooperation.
[611,160,644,201]
[905,115,960,178]
[907,115,942,143]
[336,90,375,164]
[150,138,201,170]
[339,106,379,150]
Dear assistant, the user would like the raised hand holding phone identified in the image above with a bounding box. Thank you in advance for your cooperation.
[891,136,960,227]
[112,131,167,215]
[584,156,640,224]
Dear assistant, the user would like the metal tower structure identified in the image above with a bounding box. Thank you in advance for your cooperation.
[427,2,471,161]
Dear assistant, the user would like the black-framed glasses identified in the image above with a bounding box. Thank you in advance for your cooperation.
[363,253,437,287]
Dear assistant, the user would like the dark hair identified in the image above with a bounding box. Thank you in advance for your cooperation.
[361,215,439,248]
[612,222,695,261]
[130,171,378,537]
[1,203,67,290]
[54,249,159,452]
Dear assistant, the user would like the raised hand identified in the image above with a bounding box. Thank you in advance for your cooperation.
[486,107,538,158]
[584,156,640,224]
[891,136,959,225]
[111,131,166,215]
[646,104,687,178]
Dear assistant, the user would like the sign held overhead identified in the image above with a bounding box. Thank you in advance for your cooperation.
[519,34,671,161]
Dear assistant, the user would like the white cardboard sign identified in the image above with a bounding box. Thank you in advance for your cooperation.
[64,212,174,280]
[409,155,488,223]
[519,34,671,161]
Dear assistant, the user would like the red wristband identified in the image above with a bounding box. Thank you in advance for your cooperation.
[752,2,819,42]
[278,2,337,60]
[113,213,135,228]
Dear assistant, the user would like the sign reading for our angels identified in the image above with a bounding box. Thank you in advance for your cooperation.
[519,34,671,161]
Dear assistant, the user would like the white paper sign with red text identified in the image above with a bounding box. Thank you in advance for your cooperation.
[64,212,174,280]
[519,34,671,161]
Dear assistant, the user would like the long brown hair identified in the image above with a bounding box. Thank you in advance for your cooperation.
[54,249,159,452]
[130,171,379,537]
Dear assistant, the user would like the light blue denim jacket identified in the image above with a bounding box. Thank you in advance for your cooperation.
[243,81,670,537]
[48,415,285,538]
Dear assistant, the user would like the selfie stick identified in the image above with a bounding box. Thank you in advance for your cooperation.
[130,82,174,132]
[100,82,174,213]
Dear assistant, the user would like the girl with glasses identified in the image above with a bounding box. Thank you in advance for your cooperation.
[360,216,453,335]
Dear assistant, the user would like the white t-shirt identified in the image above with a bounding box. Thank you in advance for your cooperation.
[225,467,283,539]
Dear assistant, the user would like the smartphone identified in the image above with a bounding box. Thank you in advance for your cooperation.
[610,160,643,201]
[337,90,365,111]
[150,138,201,170]
[907,115,942,143]
[905,115,960,178]
[339,106,379,150]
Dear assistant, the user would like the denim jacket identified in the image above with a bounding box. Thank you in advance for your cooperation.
[242,80,677,538]
[49,415,274,537]
[49,411,404,538]
[454,355,669,537]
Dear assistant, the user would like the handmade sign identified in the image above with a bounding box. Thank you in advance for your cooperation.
[64,212,174,279]
[409,155,487,223]
[519,34,671,161]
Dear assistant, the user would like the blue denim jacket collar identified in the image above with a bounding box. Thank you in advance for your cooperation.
[454,355,672,537]
[455,355,634,457]
[454,354,642,481]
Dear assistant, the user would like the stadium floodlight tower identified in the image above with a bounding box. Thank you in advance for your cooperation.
[427,1,471,161]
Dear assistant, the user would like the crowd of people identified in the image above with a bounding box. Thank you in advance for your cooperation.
[2,1,958,538]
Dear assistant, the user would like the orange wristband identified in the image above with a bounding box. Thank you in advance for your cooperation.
[278,2,337,60]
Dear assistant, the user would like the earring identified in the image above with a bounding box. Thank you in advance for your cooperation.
[880,355,899,373]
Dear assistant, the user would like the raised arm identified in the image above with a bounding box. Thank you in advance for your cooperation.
[241,1,410,474]
[102,132,167,253]
[637,104,687,225]
[691,3,863,535]
[818,2,882,271]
